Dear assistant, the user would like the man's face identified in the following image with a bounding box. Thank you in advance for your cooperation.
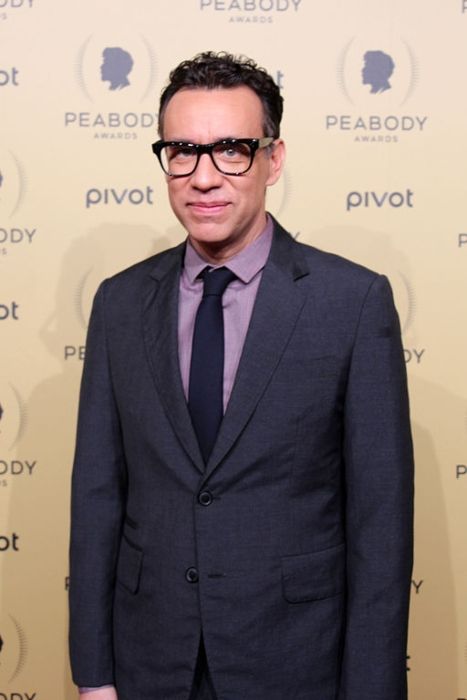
[161,86,284,262]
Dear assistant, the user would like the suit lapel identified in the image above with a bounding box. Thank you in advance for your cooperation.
[203,222,309,481]
[142,244,205,473]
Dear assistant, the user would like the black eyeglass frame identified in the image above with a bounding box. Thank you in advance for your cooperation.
[151,137,275,178]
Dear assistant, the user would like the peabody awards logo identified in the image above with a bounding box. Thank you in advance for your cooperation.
[0,151,38,258]
[62,266,96,363]
[0,384,27,453]
[0,614,37,698]
[0,615,27,684]
[199,0,302,24]
[393,270,416,335]
[0,0,35,22]
[0,153,26,218]
[326,37,428,144]
[0,387,37,489]
[391,271,426,365]
[267,166,290,220]
[65,33,157,140]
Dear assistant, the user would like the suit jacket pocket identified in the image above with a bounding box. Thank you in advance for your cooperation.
[116,534,143,594]
[281,543,345,603]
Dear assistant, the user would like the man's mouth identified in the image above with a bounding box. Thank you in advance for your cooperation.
[188,201,230,215]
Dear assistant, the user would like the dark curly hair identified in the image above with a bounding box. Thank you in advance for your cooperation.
[158,51,283,139]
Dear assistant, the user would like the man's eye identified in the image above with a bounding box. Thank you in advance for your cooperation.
[169,146,195,160]
[224,147,239,157]
[218,143,249,158]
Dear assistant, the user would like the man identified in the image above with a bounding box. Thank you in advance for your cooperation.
[69,52,413,700]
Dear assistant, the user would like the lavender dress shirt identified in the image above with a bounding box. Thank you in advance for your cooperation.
[178,217,273,411]
[78,216,273,694]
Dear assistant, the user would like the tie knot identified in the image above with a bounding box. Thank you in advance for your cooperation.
[201,267,237,297]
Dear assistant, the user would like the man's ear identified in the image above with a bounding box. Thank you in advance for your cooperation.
[266,139,286,187]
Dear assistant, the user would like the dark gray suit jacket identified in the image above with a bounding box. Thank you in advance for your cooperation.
[69,219,413,700]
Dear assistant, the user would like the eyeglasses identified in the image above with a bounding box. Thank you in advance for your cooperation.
[151,137,275,178]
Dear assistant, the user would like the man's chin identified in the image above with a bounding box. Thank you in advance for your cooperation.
[188,228,231,249]
[184,213,230,236]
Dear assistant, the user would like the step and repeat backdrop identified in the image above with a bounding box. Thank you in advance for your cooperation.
[1,0,466,698]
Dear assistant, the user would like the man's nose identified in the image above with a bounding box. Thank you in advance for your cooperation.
[190,152,223,189]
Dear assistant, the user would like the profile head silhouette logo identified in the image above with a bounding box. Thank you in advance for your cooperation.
[100,47,134,90]
[362,50,395,94]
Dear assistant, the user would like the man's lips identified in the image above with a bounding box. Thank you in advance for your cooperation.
[188,202,230,215]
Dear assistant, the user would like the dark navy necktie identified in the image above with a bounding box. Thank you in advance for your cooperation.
[188,266,237,464]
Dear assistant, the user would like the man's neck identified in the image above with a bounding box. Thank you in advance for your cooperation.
[188,214,270,265]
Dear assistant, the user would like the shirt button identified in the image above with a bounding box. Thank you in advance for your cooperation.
[198,490,213,506]
[185,567,199,583]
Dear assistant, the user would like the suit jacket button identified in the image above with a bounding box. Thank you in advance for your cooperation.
[185,567,199,583]
[198,490,213,506]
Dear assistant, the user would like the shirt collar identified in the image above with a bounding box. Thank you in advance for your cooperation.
[183,214,273,285]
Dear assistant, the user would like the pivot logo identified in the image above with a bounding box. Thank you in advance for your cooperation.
[456,464,466,479]
[326,37,427,144]
[85,185,154,209]
[66,33,157,140]
[0,533,20,551]
[199,0,302,24]
[458,233,467,248]
[0,302,19,320]
[0,68,19,86]
[346,189,414,211]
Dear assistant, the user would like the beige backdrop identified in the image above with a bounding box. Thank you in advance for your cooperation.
[1,1,466,698]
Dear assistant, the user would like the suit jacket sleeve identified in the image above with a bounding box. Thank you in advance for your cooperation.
[69,281,126,687]
[339,274,414,699]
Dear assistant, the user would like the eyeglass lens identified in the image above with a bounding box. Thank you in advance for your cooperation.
[160,141,253,176]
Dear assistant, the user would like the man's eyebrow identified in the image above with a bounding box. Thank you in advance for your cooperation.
[164,136,244,144]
